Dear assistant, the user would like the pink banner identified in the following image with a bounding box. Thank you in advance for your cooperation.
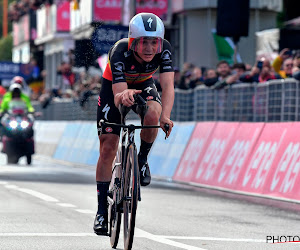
[136,0,169,21]
[237,123,291,194]
[93,0,122,22]
[57,1,70,31]
[173,122,216,182]
[263,123,300,200]
[93,0,168,22]
[191,122,240,184]
[215,123,265,189]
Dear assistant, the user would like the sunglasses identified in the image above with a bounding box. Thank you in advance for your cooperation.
[284,64,293,67]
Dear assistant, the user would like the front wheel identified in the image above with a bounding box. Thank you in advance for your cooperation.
[123,144,139,250]
[109,145,122,248]
[109,201,121,248]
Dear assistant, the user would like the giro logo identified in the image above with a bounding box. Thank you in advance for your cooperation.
[177,138,204,178]
[270,142,300,193]
[242,141,278,189]
[218,140,250,185]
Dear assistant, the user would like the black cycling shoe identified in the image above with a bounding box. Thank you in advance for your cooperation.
[93,214,108,236]
[139,161,151,186]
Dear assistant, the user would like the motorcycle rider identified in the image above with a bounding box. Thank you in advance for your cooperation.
[10,76,31,96]
[0,83,35,137]
[0,83,35,115]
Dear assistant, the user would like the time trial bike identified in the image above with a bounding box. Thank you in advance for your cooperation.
[99,94,169,250]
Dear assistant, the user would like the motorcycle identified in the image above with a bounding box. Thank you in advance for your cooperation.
[1,106,36,165]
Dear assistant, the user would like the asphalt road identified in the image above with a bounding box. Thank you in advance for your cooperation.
[0,154,300,250]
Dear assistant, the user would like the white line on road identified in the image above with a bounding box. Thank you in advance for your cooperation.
[2,183,59,202]
[75,209,95,214]
[18,188,59,202]
[157,236,265,243]
[4,185,19,189]
[57,203,77,208]
[135,228,207,250]
[0,233,96,237]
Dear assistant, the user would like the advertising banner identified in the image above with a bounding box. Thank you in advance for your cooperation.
[237,123,291,194]
[215,123,265,189]
[263,123,300,200]
[191,122,240,184]
[149,122,196,179]
[93,0,122,22]
[92,25,128,55]
[94,0,169,22]
[173,122,216,182]
[56,1,70,31]
[0,61,35,81]
[136,0,169,21]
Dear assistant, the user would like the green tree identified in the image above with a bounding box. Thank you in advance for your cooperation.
[0,33,12,61]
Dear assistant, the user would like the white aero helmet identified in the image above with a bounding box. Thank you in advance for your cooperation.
[9,83,22,93]
[129,13,165,54]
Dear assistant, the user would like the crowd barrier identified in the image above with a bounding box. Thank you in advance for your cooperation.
[33,78,300,123]
[35,120,300,203]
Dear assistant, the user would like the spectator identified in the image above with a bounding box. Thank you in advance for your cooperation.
[178,70,193,90]
[292,53,300,74]
[189,67,204,89]
[272,48,293,78]
[57,62,76,91]
[203,68,217,80]
[79,80,96,108]
[204,60,231,87]
[241,58,281,83]
[212,62,246,89]
[174,67,181,88]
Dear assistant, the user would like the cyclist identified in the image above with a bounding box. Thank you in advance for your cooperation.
[94,12,174,235]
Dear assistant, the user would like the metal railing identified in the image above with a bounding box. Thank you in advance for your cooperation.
[33,79,300,122]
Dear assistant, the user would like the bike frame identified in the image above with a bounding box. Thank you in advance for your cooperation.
[103,94,169,250]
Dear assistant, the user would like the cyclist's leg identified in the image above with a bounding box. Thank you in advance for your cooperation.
[94,78,121,235]
[135,80,162,186]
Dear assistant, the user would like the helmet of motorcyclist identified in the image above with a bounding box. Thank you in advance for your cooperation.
[128,13,165,54]
[11,76,25,88]
[9,83,22,98]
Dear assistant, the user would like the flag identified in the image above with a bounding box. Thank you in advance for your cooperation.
[212,29,241,65]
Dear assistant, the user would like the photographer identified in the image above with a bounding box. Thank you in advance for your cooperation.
[240,58,280,83]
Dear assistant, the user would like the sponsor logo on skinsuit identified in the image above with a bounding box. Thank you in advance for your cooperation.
[105,127,113,133]
[146,96,154,100]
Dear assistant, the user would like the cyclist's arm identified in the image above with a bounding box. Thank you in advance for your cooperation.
[112,82,141,107]
[159,71,174,136]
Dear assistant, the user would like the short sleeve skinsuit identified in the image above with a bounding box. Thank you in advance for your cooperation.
[97,38,174,136]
